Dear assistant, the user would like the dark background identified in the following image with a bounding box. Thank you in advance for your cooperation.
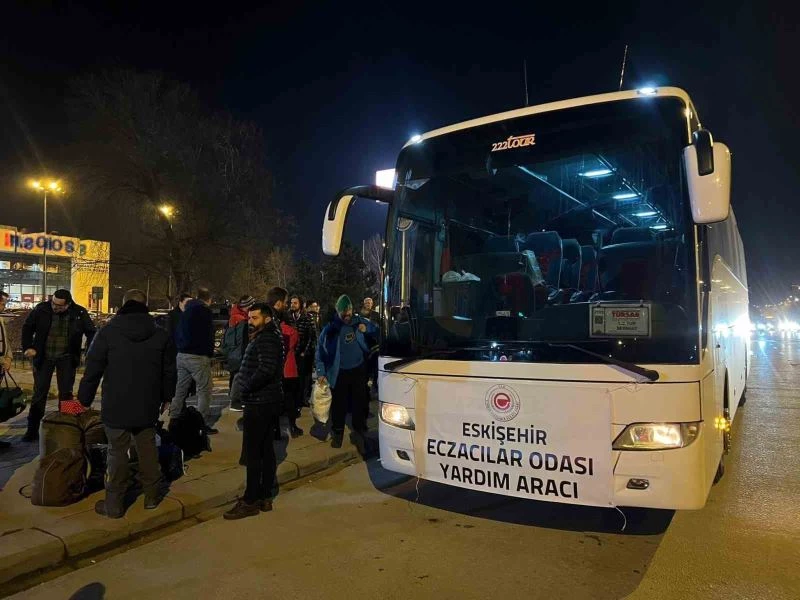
[1,1,797,304]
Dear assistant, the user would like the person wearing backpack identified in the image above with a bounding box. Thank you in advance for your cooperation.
[77,289,177,519]
[221,295,255,412]
[224,302,284,520]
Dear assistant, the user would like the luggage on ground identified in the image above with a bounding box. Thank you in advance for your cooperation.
[156,425,185,481]
[39,412,83,459]
[79,410,107,446]
[167,406,211,458]
[30,447,88,506]
[0,372,25,423]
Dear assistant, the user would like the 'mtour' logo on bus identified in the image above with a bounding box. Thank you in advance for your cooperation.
[491,133,536,152]
[485,384,521,422]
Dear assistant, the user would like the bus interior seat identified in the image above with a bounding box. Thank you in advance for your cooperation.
[571,245,599,303]
[521,231,562,290]
[560,238,582,289]
[598,227,659,300]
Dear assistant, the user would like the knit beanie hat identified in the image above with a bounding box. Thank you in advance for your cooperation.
[335,295,353,314]
[238,295,256,309]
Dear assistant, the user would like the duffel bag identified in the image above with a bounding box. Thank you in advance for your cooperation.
[39,411,83,459]
[30,447,88,506]
[79,410,107,446]
[0,372,26,423]
[168,406,211,459]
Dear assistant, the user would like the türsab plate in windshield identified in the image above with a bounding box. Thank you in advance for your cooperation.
[590,304,652,338]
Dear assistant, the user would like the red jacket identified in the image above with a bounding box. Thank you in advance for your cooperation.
[229,305,248,328]
[281,322,299,378]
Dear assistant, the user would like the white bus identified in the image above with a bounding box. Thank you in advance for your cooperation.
[322,87,748,510]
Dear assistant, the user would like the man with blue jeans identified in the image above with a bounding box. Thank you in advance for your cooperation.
[316,295,378,454]
[169,287,217,434]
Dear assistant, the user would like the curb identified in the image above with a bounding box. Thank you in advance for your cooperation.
[0,446,362,588]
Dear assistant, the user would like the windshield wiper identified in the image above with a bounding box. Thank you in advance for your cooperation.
[384,350,459,372]
[549,343,660,382]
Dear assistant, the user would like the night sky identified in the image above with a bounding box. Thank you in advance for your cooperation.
[1,1,797,303]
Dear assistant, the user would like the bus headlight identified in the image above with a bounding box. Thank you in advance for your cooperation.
[380,403,415,430]
[613,422,700,450]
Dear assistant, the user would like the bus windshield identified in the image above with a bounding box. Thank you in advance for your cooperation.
[384,96,700,365]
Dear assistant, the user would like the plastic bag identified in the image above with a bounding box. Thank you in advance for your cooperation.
[312,380,332,424]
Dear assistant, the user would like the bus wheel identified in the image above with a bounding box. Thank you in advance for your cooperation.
[713,455,725,485]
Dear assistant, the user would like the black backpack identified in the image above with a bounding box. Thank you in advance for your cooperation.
[168,406,211,459]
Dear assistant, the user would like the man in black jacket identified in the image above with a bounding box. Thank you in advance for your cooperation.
[163,292,193,345]
[78,289,177,518]
[169,287,216,433]
[21,289,96,441]
[224,302,284,520]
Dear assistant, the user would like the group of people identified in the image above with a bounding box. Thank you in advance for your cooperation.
[0,285,380,521]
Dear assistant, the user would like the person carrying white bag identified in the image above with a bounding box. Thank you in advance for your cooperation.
[314,295,378,454]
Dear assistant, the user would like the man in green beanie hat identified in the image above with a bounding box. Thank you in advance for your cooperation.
[315,294,378,453]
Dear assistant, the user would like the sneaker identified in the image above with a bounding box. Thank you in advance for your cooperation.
[223,499,260,520]
[205,426,219,435]
[95,499,124,519]
[259,499,273,513]
[229,401,244,412]
[22,431,39,443]
[290,425,304,438]
[331,432,343,449]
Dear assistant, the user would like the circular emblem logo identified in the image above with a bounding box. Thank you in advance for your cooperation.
[485,384,521,422]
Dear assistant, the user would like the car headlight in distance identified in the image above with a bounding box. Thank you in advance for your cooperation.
[613,422,700,450]
[380,402,415,430]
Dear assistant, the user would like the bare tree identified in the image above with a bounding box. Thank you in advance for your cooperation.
[263,247,296,290]
[67,69,289,302]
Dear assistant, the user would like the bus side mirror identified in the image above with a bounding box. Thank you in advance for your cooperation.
[322,186,394,256]
[683,130,731,224]
[322,194,355,256]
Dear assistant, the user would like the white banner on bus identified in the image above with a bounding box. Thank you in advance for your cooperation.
[414,378,613,507]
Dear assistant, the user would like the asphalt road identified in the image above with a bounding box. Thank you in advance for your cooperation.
[10,334,800,599]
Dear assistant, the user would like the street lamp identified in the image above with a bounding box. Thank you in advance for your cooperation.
[28,179,64,300]
[158,204,175,304]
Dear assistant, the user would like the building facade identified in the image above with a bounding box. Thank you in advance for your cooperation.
[0,226,110,312]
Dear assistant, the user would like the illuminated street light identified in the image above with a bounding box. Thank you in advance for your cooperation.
[157,204,176,304]
[27,178,64,300]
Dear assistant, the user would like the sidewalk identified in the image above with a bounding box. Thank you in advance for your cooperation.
[0,378,378,587]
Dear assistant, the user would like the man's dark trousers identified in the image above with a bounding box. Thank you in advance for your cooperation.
[331,364,368,435]
[104,426,163,511]
[242,403,278,503]
[29,356,76,431]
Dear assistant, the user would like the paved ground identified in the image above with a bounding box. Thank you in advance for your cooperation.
[7,334,800,599]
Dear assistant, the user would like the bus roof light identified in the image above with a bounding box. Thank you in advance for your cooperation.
[579,169,612,178]
[637,87,657,96]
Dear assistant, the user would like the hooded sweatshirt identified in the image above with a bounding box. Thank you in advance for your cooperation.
[78,300,177,429]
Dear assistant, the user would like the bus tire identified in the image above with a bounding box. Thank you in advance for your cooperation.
[713,455,725,485]
[738,387,747,407]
